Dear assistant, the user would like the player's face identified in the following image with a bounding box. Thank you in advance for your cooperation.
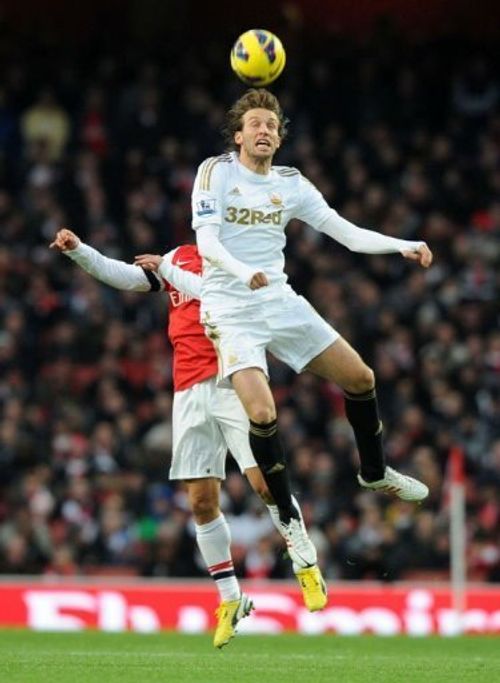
[235,108,281,161]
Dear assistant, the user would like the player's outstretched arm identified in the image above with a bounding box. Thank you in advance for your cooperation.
[295,175,433,267]
[134,251,202,300]
[318,212,433,267]
[50,228,162,292]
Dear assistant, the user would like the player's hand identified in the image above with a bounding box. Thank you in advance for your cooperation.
[49,228,80,251]
[402,243,433,268]
[248,272,269,289]
[134,254,163,271]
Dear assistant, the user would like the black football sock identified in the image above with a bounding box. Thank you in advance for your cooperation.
[249,418,299,524]
[344,388,386,482]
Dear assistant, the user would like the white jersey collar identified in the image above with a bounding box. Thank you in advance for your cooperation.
[233,152,273,183]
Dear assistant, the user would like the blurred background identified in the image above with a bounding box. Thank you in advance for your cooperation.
[0,0,499,585]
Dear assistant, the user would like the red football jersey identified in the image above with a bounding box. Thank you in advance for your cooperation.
[163,244,218,392]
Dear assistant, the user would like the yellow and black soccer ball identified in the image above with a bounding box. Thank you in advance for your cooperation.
[230,29,286,87]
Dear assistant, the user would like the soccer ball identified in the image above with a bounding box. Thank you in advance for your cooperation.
[230,29,286,87]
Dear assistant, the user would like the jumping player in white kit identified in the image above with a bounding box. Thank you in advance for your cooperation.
[50,228,327,649]
[191,89,432,556]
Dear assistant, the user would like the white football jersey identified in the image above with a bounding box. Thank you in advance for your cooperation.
[192,151,334,309]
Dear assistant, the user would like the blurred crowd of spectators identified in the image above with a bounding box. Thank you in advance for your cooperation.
[0,29,499,583]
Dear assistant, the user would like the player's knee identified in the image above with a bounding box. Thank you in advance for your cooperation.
[190,496,219,523]
[345,365,375,394]
[247,404,276,424]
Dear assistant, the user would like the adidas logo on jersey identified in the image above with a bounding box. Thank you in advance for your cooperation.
[229,186,241,196]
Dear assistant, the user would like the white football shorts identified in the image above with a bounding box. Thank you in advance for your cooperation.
[169,377,256,480]
[202,290,339,388]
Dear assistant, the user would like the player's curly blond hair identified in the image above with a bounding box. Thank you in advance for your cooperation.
[223,88,289,150]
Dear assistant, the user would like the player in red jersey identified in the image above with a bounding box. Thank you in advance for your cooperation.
[50,228,326,648]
